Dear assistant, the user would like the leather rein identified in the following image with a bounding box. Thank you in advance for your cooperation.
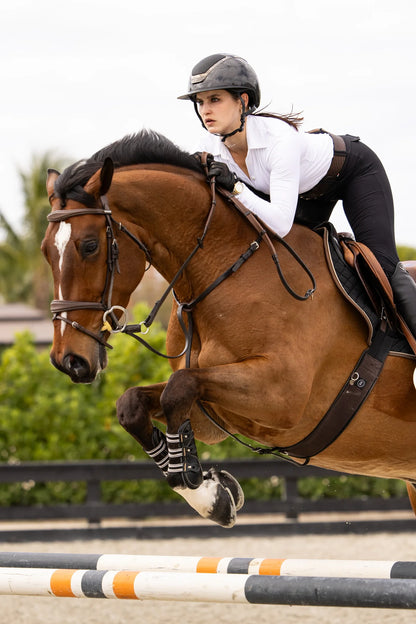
[47,170,316,364]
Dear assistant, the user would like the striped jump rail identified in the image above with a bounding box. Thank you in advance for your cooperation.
[2,552,416,579]
[0,567,416,608]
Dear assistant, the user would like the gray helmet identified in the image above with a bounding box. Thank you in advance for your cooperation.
[178,53,261,111]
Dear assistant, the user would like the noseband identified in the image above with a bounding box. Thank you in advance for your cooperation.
[47,170,316,361]
[47,197,152,350]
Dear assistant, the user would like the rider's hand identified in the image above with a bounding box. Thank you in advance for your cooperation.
[207,160,237,192]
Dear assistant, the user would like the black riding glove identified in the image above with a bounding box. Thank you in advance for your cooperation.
[207,160,236,192]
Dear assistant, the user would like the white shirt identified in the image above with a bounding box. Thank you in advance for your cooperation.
[197,115,334,237]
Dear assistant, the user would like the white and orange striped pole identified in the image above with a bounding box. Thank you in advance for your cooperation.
[0,567,416,608]
[1,552,416,579]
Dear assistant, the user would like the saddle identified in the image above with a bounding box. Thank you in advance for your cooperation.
[320,223,416,358]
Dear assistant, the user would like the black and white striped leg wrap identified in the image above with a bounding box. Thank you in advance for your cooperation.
[165,432,184,475]
[166,419,203,490]
[145,427,169,475]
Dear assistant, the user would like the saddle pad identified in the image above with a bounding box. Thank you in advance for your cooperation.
[322,225,414,359]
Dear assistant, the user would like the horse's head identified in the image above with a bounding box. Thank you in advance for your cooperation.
[41,158,148,383]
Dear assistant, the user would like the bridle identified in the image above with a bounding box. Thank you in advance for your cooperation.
[47,167,316,363]
[47,185,242,361]
[47,198,152,350]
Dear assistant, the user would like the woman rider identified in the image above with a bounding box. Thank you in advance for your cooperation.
[178,53,416,339]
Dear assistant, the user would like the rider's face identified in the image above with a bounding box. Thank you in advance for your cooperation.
[195,90,242,135]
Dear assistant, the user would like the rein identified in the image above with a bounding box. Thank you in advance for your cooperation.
[47,170,316,365]
[121,178,265,365]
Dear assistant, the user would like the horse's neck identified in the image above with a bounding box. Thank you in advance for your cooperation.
[111,168,327,306]
[111,169,240,295]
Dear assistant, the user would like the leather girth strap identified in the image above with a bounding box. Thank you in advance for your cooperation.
[279,321,396,460]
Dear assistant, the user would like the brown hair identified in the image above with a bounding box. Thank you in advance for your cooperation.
[253,109,303,130]
[226,89,303,130]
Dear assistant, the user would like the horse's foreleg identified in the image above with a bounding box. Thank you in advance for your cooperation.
[160,370,246,528]
[164,417,244,527]
[117,381,242,527]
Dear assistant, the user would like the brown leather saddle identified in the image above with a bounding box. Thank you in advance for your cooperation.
[337,232,416,356]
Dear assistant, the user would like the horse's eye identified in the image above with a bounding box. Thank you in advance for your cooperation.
[81,239,99,256]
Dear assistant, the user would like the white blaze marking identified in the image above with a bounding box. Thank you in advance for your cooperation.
[54,221,72,336]
[54,221,72,271]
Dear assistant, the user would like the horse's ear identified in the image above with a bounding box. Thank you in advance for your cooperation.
[99,157,114,196]
[46,169,60,204]
[85,158,114,198]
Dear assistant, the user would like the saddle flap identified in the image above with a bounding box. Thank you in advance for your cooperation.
[339,236,397,322]
[339,236,416,355]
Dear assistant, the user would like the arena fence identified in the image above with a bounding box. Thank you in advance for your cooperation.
[0,459,411,525]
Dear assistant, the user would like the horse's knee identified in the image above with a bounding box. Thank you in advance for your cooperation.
[116,387,141,429]
[116,387,154,443]
[161,369,199,427]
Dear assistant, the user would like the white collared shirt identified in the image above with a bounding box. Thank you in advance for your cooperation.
[197,115,333,237]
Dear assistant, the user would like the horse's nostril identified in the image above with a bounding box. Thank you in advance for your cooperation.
[62,353,92,383]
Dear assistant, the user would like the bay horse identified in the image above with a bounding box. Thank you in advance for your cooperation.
[42,130,416,528]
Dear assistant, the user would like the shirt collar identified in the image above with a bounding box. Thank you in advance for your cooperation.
[200,115,268,159]
[245,115,269,149]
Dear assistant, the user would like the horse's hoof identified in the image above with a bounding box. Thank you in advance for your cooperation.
[206,468,245,511]
[203,471,237,527]
[173,470,238,528]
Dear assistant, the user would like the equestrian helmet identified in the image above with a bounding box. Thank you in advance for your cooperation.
[178,53,261,111]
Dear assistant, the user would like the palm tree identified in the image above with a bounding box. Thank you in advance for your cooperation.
[0,151,69,311]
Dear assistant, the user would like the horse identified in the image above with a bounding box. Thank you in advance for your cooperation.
[41,130,416,528]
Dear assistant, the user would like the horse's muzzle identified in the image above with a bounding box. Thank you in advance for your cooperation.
[51,352,104,384]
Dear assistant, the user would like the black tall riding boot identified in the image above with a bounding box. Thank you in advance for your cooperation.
[390,262,416,338]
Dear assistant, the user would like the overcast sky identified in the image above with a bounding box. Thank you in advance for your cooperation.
[1,0,416,245]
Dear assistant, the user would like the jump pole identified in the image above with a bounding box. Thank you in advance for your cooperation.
[2,552,416,579]
[0,568,416,608]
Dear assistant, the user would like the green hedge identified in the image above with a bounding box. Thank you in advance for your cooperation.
[0,304,171,463]
[0,303,407,506]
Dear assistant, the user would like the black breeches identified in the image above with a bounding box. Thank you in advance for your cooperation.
[296,135,399,277]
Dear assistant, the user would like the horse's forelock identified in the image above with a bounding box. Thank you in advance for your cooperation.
[54,162,101,207]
